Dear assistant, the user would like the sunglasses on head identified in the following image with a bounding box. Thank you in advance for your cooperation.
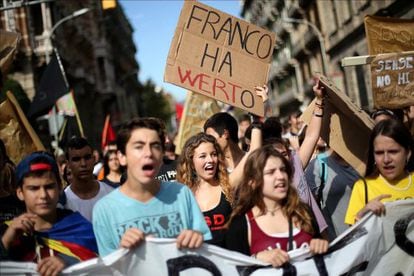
[370,109,395,119]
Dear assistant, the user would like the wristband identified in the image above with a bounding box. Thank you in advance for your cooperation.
[315,101,324,108]
[313,112,323,118]
[248,112,261,123]
[251,122,262,130]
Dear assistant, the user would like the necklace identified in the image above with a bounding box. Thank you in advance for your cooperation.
[379,173,412,191]
[265,207,281,216]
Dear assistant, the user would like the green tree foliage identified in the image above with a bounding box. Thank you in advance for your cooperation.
[139,79,173,128]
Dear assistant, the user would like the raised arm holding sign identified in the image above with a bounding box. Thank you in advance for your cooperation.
[302,75,374,176]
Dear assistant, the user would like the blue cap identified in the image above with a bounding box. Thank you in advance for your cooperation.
[15,152,60,186]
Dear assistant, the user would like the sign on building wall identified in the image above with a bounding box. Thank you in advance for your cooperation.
[164,1,275,116]
[364,15,414,55]
[370,51,414,108]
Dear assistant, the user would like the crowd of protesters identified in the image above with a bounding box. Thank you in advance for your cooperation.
[1,79,414,275]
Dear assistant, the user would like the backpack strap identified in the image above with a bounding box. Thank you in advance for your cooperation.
[317,160,326,206]
[288,216,293,251]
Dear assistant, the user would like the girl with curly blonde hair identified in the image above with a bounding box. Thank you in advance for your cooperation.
[177,132,233,247]
[225,145,328,267]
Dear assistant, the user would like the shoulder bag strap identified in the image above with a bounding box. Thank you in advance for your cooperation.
[288,216,293,251]
[363,178,368,204]
[317,160,326,205]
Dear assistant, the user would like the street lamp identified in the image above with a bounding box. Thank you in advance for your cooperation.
[50,8,90,39]
[45,7,91,63]
[281,17,328,76]
[43,7,91,152]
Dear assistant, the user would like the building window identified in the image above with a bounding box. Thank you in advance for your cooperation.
[30,3,43,36]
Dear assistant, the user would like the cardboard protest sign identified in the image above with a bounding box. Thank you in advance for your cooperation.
[364,15,414,56]
[175,91,220,155]
[164,1,275,116]
[0,91,45,164]
[302,76,374,176]
[370,51,414,108]
[0,31,20,73]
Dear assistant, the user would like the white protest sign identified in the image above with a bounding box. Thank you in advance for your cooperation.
[1,200,414,275]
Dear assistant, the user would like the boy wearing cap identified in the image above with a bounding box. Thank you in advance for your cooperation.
[0,152,98,275]
[92,117,211,256]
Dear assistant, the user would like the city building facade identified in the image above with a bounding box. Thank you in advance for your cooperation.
[0,0,140,149]
[242,0,414,117]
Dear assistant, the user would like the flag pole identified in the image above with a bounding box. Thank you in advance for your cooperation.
[101,114,110,150]
[49,49,61,155]
[44,7,90,151]
[54,49,84,138]
[53,48,68,86]
[58,116,68,142]
[70,89,84,137]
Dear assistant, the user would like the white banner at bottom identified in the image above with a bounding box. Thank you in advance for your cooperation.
[1,200,414,275]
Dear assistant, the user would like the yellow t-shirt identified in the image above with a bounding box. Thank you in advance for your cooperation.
[344,172,414,225]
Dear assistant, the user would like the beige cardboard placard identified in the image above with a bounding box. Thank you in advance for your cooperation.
[0,91,45,164]
[302,76,375,176]
[164,1,275,116]
[0,30,20,73]
[364,15,414,55]
[370,51,414,109]
[175,90,220,155]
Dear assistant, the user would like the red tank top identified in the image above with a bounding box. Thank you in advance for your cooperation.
[247,210,313,255]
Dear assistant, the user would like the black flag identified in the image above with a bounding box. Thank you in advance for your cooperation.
[58,115,82,150]
[28,53,68,118]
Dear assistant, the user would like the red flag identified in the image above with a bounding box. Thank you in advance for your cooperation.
[175,103,184,122]
[101,114,116,150]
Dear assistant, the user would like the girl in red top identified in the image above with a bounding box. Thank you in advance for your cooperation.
[225,145,328,267]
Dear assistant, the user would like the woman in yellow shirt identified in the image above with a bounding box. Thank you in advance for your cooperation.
[345,119,414,225]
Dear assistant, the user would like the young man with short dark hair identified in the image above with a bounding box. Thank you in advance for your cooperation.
[204,113,262,187]
[63,137,113,221]
[204,112,244,173]
[0,152,97,275]
[92,117,211,256]
[203,86,268,187]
